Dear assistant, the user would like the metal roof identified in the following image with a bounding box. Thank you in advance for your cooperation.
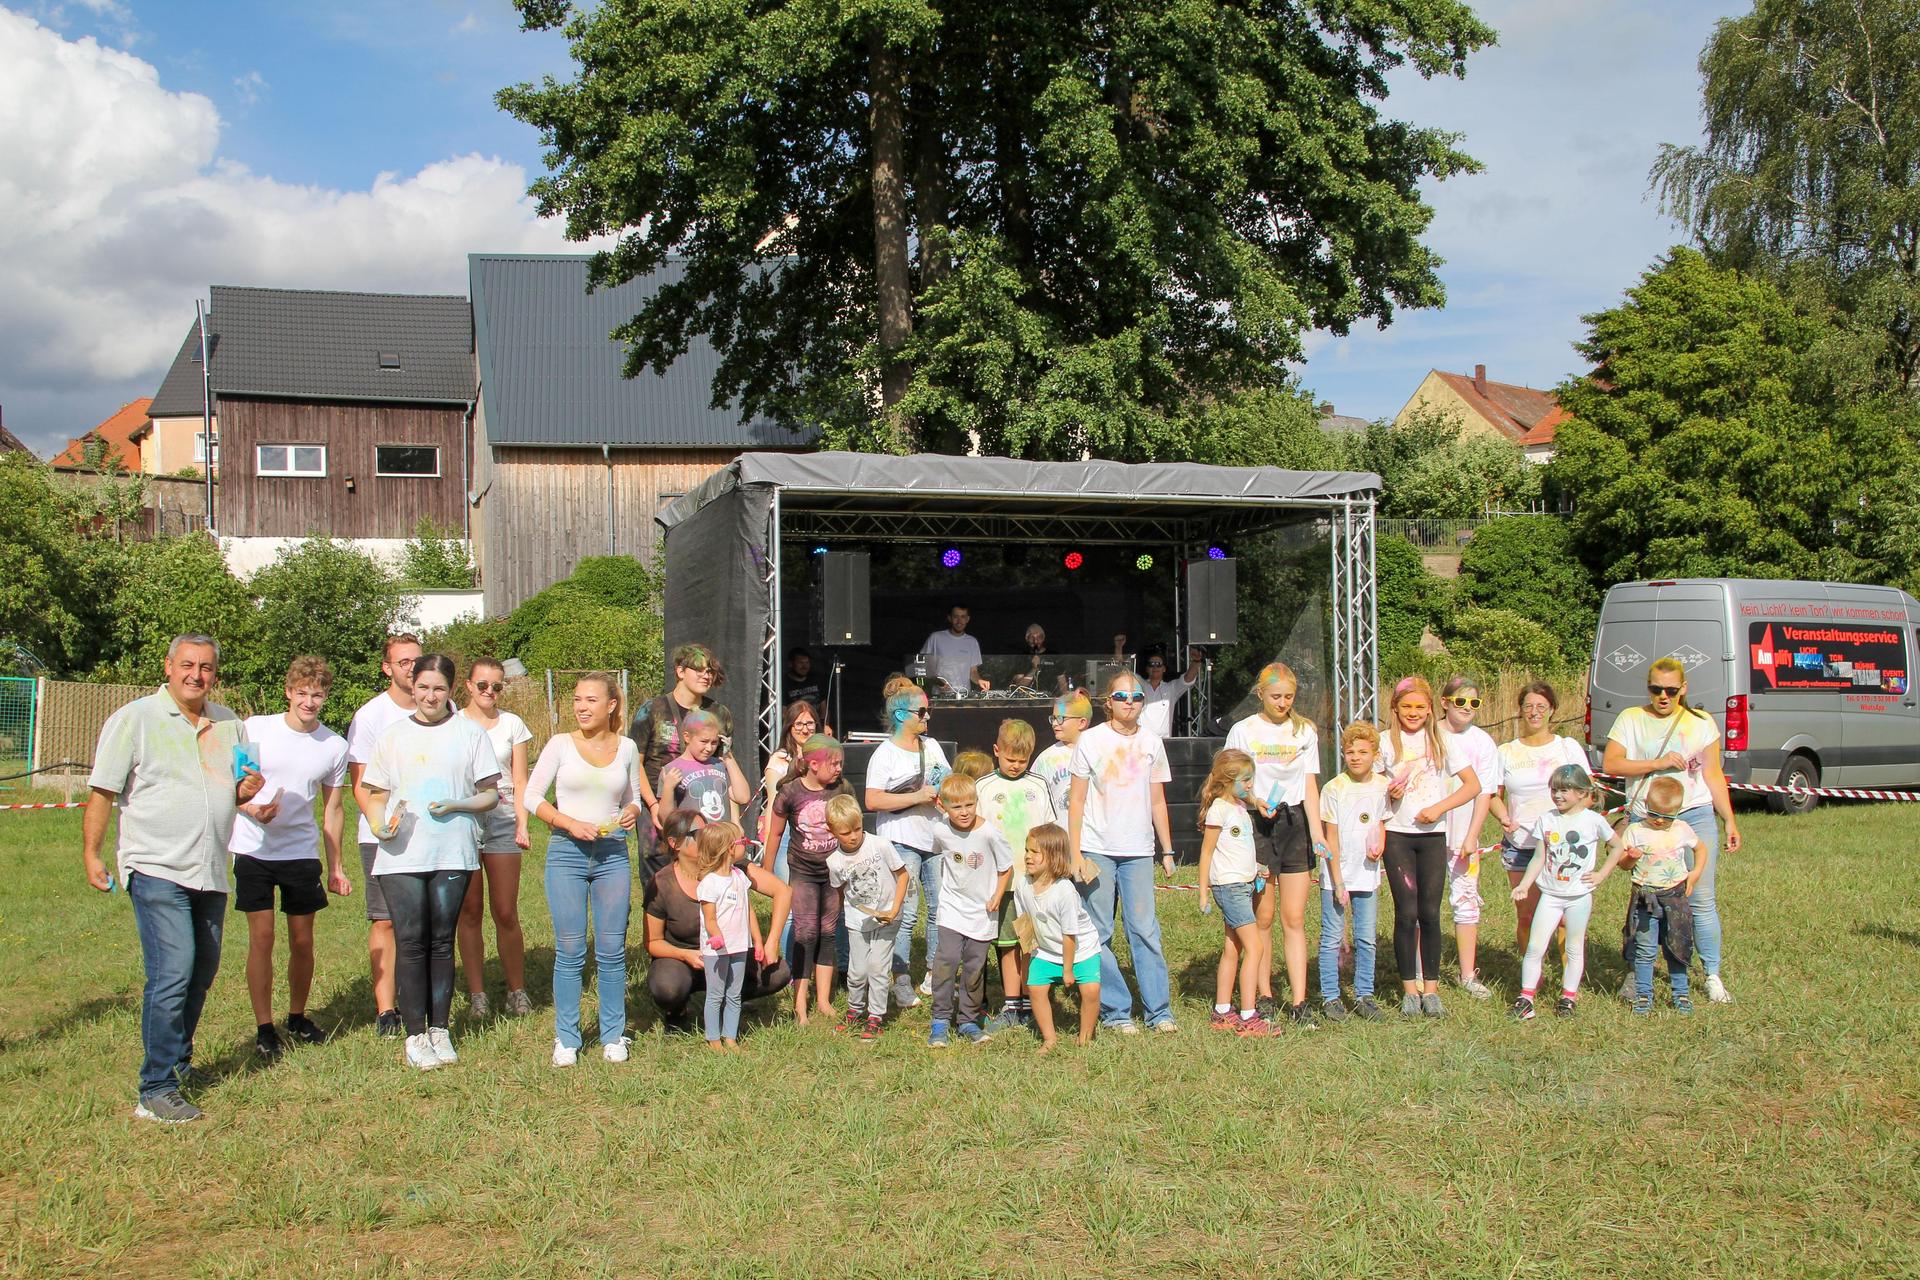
[469,254,812,448]
[148,320,208,418]
[206,285,474,404]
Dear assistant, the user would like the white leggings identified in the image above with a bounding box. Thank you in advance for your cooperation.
[1520,892,1592,998]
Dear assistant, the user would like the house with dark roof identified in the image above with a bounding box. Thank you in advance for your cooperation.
[145,321,216,476]
[1391,364,1563,463]
[469,253,812,614]
[154,285,477,576]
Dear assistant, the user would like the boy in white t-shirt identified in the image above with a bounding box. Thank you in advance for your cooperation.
[976,718,1057,1032]
[1031,691,1089,819]
[345,632,420,1036]
[824,794,909,1040]
[1317,722,1390,1022]
[230,656,351,1059]
[925,773,1014,1047]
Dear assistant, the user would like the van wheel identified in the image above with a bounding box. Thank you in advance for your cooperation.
[1767,755,1820,815]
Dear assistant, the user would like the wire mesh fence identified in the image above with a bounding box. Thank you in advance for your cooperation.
[0,676,37,790]
[36,680,152,779]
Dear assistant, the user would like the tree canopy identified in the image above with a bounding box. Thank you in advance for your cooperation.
[502,0,1494,458]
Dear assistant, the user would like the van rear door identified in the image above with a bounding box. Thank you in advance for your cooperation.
[1590,583,1729,754]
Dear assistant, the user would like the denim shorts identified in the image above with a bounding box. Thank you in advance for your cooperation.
[1028,953,1101,987]
[1210,880,1257,930]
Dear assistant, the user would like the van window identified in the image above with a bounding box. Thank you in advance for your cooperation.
[1748,621,1909,695]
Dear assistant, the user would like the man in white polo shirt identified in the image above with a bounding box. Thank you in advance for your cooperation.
[83,633,263,1124]
[347,633,420,1037]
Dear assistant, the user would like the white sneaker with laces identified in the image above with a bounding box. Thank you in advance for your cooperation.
[404,1033,441,1071]
[1704,975,1734,1004]
[603,1036,632,1063]
[552,1040,578,1068]
[427,1027,458,1064]
[1457,975,1492,1000]
[917,974,934,997]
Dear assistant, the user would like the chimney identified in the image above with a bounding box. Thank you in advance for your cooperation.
[1473,363,1488,396]
[1317,401,1334,418]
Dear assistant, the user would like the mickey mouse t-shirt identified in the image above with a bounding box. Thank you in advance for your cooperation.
[1523,809,1616,899]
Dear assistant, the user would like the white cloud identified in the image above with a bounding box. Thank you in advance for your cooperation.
[232,68,265,106]
[452,12,482,35]
[0,7,581,452]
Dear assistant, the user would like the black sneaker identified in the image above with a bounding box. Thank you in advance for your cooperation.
[1353,997,1385,1021]
[1287,1001,1319,1030]
[1320,999,1349,1024]
[285,1013,327,1045]
[1255,996,1278,1022]
[255,1024,284,1060]
[375,1009,404,1038]
[1509,995,1536,1021]
[1554,995,1577,1018]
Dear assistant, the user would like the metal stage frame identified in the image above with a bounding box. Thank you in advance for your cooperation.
[657,453,1380,776]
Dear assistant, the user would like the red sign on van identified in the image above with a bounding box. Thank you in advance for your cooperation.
[1748,622,1909,694]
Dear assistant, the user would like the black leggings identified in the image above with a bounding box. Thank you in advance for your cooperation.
[1383,831,1446,983]
[789,877,842,978]
[647,955,793,1020]
[379,870,472,1035]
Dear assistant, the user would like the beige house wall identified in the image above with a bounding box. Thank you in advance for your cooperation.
[145,414,214,475]
[1390,371,1505,442]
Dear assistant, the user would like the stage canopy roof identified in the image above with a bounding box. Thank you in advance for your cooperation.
[657,451,1382,545]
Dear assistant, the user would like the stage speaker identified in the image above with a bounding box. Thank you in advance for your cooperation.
[819,550,871,645]
[1187,558,1237,644]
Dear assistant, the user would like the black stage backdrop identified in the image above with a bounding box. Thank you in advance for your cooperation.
[662,480,773,781]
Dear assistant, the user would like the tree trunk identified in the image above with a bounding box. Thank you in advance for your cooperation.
[913,68,950,288]
[990,33,1032,269]
[868,29,916,448]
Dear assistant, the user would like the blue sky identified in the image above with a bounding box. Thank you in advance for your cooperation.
[0,0,1744,455]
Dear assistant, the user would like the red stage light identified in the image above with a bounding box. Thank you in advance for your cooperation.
[1063,551,1084,570]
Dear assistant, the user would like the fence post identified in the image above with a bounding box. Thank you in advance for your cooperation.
[31,676,47,777]
[545,669,557,732]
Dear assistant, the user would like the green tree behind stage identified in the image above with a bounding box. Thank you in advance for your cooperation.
[500,0,1493,462]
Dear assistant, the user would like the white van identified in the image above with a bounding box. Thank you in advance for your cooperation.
[1587,578,1920,813]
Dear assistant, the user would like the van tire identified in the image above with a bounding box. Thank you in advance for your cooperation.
[1768,755,1820,816]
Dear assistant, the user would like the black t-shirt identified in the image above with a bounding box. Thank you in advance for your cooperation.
[628,694,732,796]
[646,858,752,952]
[784,680,823,709]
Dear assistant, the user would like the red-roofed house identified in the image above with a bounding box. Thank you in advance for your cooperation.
[1392,364,1563,463]
[51,399,154,472]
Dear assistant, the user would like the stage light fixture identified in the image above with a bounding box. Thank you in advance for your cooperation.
[1135,553,1155,571]
[941,548,963,568]
[812,545,829,556]
[1207,545,1228,560]
[1063,550,1084,571]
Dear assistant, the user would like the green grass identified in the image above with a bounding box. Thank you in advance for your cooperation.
[1,797,1917,1278]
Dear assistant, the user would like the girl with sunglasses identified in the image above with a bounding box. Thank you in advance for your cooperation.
[456,658,534,1020]
[1601,656,1740,1003]
[1437,675,1500,1000]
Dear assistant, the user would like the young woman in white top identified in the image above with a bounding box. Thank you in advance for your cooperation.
[1488,681,1588,954]
[1067,670,1176,1033]
[862,678,951,1008]
[1437,675,1500,1000]
[455,657,534,1019]
[357,654,501,1072]
[1602,655,1741,1003]
[523,672,644,1066]
[1222,662,1328,1026]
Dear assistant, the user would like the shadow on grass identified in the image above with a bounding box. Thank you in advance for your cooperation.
[1856,922,1920,949]
[0,990,139,1054]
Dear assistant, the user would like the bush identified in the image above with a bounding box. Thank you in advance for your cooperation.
[398,518,476,589]
[96,534,257,687]
[1441,607,1567,676]
[1378,534,1449,657]
[420,615,514,675]
[518,604,660,675]
[1454,516,1596,664]
[241,538,416,730]
[565,555,661,608]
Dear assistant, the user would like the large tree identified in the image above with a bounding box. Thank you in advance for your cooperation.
[1652,0,1920,393]
[501,0,1493,457]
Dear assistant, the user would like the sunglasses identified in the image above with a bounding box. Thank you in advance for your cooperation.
[1110,692,1147,704]
[909,707,930,718]
[472,681,503,694]
[1646,810,1678,823]
[1447,696,1482,709]
[1147,661,1165,669]
[1647,685,1682,698]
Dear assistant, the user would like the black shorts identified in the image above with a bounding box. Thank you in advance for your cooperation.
[1252,803,1314,876]
[233,855,328,916]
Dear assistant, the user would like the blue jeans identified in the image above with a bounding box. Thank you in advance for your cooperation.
[1676,803,1722,977]
[703,951,746,1041]
[128,872,226,1098]
[1080,852,1172,1028]
[1634,908,1691,1001]
[1318,886,1378,1001]
[890,845,939,977]
[544,833,631,1049]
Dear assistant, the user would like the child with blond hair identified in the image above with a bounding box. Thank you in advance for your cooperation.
[926,773,1015,1047]
[1015,824,1102,1051]
[1592,775,1707,1014]
[1318,722,1389,1021]
[694,821,766,1050]
[1196,749,1268,1036]
[824,794,909,1038]
[976,718,1058,1030]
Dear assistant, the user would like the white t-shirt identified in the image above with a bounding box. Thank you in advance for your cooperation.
[697,867,753,955]
[865,737,951,852]
[1497,736,1589,848]
[1378,730,1472,836]
[1015,878,1101,965]
[525,734,643,829]
[229,714,349,862]
[1523,809,1616,899]
[1224,714,1319,809]
[1622,818,1700,890]
[923,629,983,692]
[362,715,500,874]
[347,690,415,845]
[1608,706,1719,812]
[474,711,532,806]
[928,820,1015,941]
[1318,772,1388,894]
[1068,723,1171,857]
[1139,675,1193,739]
[827,834,909,928]
[976,770,1056,893]
[1441,724,1500,850]
[1032,741,1075,816]
[1202,798,1258,885]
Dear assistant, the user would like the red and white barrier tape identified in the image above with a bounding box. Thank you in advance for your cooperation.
[0,802,85,811]
[1593,770,1919,804]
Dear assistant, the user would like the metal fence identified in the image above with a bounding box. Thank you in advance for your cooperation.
[500,669,637,756]
[0,676,36,789]
[1378,510,1567,550]
[35,680,152,778]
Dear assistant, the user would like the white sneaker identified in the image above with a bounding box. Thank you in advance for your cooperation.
[917,974,933,997]
[603,1036,632,1063]
[552,1040,577,1068]
[1704,975,1734,1004]
[892,975,921,1010]
[404,1033,441,1071]
[426,1027,458,1064]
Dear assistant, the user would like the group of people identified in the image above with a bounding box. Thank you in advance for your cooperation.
[85,629,1738,1124]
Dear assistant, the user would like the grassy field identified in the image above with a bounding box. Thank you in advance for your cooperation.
[1,796,1917,1279]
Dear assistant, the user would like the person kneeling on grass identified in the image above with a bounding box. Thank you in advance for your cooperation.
[644,811,793,1030]
[1593,775,1706,1016]
[927,773,1015,1047]
[1015,824,1101,1051]
[824,794,909,1040]
[694,821,769,1052]
[1196,749,1271,1037]
[1508,766,1621,1021]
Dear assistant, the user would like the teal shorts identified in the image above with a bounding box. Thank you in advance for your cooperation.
[1027,954,1100,987]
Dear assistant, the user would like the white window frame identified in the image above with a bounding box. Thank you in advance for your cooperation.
[256,443,327,478]
[194,432,219,467]
[374,444,441,479]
